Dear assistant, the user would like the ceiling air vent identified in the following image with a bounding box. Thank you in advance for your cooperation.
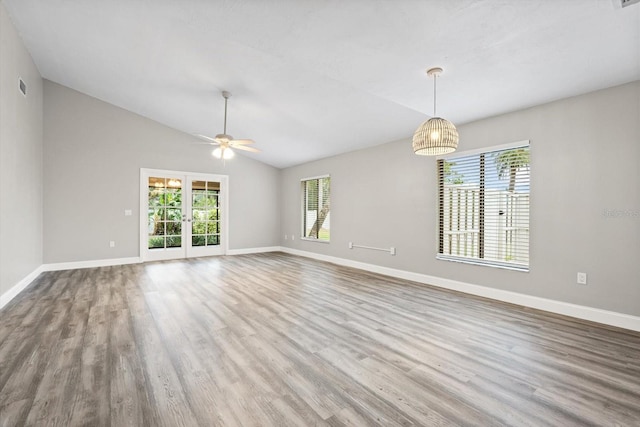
[19,78,27,96]
[621,0,640,7]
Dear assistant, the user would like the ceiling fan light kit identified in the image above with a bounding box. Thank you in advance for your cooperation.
[212,146,235,160]
[413,67,459,156]
[196,90,259,161]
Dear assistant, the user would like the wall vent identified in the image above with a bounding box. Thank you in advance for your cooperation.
[621,0,640,7]
[19,78,27,96]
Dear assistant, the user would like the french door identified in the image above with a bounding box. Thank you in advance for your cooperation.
[140,169,229,261]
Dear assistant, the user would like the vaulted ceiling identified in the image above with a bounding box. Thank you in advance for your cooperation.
[5,0,640,168]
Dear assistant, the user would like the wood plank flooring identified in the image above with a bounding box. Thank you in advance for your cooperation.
[1,252,639,426]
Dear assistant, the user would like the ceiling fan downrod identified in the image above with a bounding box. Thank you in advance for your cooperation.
[222,90,231,135]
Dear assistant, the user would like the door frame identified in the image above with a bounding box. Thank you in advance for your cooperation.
[139,168,229,262]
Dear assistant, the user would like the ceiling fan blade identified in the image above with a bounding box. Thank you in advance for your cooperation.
[230,139,254,145]
[194,133,219,143]
[233,145,260,153]
[193,141,220,146]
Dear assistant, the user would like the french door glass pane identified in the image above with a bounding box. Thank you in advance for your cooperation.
[190,180,220,247]
[166,222,181,235]
[148,177,182,249]
[166,236,181,248]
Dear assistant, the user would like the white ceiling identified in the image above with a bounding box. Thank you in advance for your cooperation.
[4,0,640,168]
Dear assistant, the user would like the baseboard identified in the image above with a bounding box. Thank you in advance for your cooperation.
[227,246,281,255]
[0,265,45,310]
[1,250,275,309]
[5,249,638,332]
[279,247,640,332]
[42,256,142,272]
[39,249,284,269]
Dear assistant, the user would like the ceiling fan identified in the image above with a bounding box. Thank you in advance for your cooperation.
[195,91,259,160]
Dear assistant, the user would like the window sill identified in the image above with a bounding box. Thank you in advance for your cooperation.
[436,254,529,272]
[300,237,330,244]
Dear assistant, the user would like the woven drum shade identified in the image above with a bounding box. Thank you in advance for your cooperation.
[412,117,459,156]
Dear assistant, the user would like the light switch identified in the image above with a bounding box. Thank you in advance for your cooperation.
[124,209,132,216]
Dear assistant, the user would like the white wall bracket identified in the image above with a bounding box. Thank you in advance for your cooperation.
[349,241,396,256]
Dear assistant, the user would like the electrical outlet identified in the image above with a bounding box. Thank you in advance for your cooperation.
[284,234,288,240]
[348,241,353,249]
[124,209,132,216]
[577,272,587,285]
[291,235,295,240]
[109,241,115,248]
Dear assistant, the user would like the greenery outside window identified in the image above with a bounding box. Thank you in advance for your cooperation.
[148,177,183,249]
[191,180,220,247]
[302,175,331,242]
[437,142,530,271]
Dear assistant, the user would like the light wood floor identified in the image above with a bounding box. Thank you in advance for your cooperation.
[1,253,639,426]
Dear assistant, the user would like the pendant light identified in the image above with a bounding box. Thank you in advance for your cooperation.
[412,67,458,156]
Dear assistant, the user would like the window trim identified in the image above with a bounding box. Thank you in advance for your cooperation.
[301,174,331,243]
[300,237,331,243]
[300,174,330,182]
[436,140,530,161]
[436,141,530,272]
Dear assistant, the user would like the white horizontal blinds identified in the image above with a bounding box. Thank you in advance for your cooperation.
[438,144,530,269]
[303,179,318,238]
[302,176,331,241]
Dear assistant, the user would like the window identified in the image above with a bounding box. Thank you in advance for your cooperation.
[191,180,221,247]
[302,175,331,241]
[148,176,183,249]
[437,142,530,270]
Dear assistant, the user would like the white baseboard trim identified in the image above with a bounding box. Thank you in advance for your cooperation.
[0,249,276,309]
[0,265,45,310]
[42,256,142,272]
[5,249,638,332]
[227,246,281,256]
[1,257,142,310]
[279,247,640,332]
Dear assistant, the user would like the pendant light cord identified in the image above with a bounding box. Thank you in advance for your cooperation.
[433,72,438,117]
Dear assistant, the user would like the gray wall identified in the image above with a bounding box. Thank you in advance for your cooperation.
[281,81,640,316]
[43,81,280,263]
[0,3,43,296]
[3,4,637,319]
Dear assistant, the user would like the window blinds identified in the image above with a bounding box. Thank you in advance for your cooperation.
[437,143,530,270]
[302,176,331,241]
